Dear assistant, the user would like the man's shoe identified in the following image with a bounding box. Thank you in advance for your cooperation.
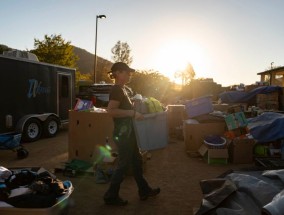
[104,197,128,206]
[140,187,161,201]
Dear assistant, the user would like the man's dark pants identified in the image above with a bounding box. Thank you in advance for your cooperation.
[104,129,150,199]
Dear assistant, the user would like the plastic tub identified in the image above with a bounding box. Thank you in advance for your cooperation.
[185,96,213,118]
[0,167,73,215]
[204,136,226,149]
[133,112,168,151]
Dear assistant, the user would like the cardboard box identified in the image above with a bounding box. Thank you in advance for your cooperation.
[256,92,279,110]
[183,121,226,152]
[198,144,228,164]
[228,138,255,164]
[68,111,115,163]
[225,112,248,130]
[213,104,230,112]
[228,103,247,113]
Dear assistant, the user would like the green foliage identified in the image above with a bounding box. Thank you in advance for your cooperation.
[0,44,11,54]
[128,70,173,102]
[30,34,78,68]
[111,41,133,65]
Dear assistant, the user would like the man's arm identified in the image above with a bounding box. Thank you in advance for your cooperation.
[107,100,144,120]
[107,100,134,118]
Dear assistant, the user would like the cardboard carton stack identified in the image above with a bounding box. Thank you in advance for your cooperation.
[256,92,279,110]
[183,94,256,164]
[183,96,227,161]
[224,112,255,164]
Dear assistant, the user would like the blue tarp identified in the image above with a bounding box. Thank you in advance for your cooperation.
[247,112,284,143]
[219,86,282,103]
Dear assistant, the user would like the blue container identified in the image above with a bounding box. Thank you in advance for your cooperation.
[0,133,22,150]
[185,96,213,118]
[133,112,168,151]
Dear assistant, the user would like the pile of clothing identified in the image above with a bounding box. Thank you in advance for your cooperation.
[0,166,72,208]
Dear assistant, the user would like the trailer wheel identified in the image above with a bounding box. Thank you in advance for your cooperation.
[43,116,60,138]
[22,118,42,142]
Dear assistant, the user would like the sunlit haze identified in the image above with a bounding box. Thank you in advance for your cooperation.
[1,0,284,86]
[151,39,209,82]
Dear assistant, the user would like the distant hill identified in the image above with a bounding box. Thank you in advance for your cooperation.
[73,46,113,76]
[0,44,113,77]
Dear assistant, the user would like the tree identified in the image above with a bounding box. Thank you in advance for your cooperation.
[111,41,133,65]
[128,70,172,102]
[175,63,196,86]
[0,44,11,54]
[30,34,78,68]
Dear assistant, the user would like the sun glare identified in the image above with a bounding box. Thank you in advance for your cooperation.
[152,39,207,83]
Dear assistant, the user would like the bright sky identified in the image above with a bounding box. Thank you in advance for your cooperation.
[1,0,284,86]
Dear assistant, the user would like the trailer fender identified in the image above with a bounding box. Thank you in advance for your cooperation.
[15,113,60,133]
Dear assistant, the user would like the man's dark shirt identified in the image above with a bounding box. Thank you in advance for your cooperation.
[109,85,133,136]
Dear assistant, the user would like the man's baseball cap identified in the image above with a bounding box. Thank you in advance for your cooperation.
[109,62,135,73]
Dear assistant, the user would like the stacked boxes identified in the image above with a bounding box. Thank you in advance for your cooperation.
[225,111,255,164]
[256,92,279,110]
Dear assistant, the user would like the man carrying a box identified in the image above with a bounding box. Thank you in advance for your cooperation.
[103,62,160,206]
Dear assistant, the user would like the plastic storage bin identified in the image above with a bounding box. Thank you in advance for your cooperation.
[0,133,29,159]
[0,167,73,215]
[133,112,168,151]
[185,96,213,118]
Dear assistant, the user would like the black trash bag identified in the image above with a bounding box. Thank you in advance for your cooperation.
[6,169,37,189]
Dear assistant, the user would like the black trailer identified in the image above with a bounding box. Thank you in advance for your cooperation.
[0,53,75,142]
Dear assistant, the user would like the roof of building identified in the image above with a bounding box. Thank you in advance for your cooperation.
[257,66,284,75]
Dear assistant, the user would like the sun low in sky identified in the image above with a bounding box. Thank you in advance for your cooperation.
[151,39,211,83]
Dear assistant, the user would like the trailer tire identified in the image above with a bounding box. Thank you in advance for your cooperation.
[22,118,42,142]
[43,116,60,138]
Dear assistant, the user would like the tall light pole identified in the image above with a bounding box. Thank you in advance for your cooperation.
[94,14,106,83]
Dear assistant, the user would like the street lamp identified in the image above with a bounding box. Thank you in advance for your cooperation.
[94,14,106,83]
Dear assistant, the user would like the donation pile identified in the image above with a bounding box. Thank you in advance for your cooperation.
[0,166,73,209]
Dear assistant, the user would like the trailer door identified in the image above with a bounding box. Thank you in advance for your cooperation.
[58,73,73,121]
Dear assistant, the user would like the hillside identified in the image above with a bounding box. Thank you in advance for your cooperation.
[0,44,113,82]
[73,46,113,76]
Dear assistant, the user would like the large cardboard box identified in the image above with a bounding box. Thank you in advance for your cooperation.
[68,111,115,163]
[183,121,226,152]
[228,138,255,164]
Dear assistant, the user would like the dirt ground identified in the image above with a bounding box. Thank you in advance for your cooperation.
[0,127,253,215]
